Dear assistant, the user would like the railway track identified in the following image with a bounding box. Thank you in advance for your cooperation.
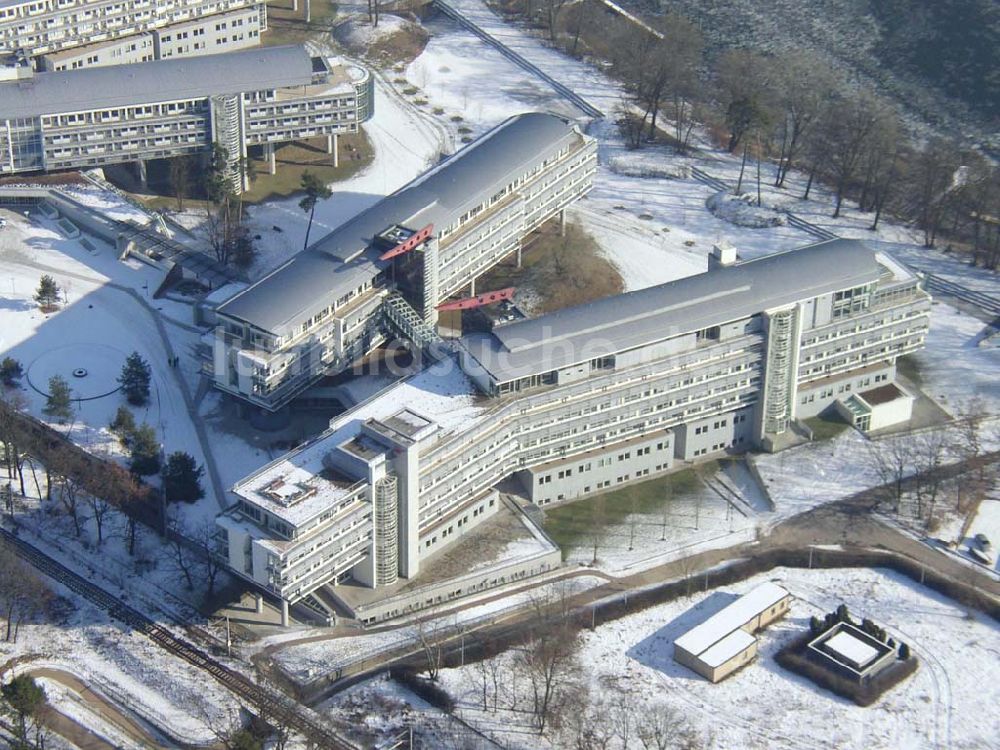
[0,526,357,750]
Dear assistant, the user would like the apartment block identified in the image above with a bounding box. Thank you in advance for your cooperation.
[38,5,267,71]
[0,0,263,58]
[215,238,932,623]
[0,45,373,191]
[212,112,598,413]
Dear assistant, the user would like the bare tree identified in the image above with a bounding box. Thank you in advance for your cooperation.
[770,51,837,188]
[520,587,581,733]
[0,542,50,642]
[637,702,691,750]
[413,617,446,681]
[0,391,30,497]
[611,689,635,748]
[194,520,225,596]
[912,429,946,522]
[908,136,963,247]
[867,437,912,513]
[168,155,190,212]
[714,49,776,154]
[167,520,198,590]
[588,494,606,564]
[821,90,889,218]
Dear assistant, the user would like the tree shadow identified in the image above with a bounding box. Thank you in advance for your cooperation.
[624,590,739,682]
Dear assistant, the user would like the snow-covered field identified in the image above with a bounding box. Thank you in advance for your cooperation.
[435,567,1000,750]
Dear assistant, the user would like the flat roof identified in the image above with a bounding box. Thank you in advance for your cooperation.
[674,582,789,657]
[462,240,884,384]
[216,112,584,334]
[825,630,879,667]
[233,362,485,526]
[1,45,314,119]
[698,629,756,668]
[859,383,906,406]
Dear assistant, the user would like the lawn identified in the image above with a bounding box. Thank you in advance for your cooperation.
[804,413,850,441]
[261,0,339,47]
[473,220,624,315]
[241,132,374,203]
[543,462,715,555]
[112,131,374,209]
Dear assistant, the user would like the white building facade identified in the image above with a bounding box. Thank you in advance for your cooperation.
[215,239,932,622]
[0,45,372,191]
[38,4,266,71]
[0,0,265,59]
[212,112,598,412]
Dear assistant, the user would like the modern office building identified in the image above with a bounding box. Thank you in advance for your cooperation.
[212,112,599,413]
[0,45,373,191]
[215,238,932,623]
[0,0,265,60]
[38,4,266,71]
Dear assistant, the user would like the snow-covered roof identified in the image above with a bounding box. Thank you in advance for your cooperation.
[825,630,879,667]
[674,582,789,657]
[2,46,317,119]
[697,629,756,668]
[232,361,485,526]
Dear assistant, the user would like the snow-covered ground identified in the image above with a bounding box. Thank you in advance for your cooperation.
[435,566,1000,750]
[0,593,240,747]
[238,74,448,281]
[271,575,605,682]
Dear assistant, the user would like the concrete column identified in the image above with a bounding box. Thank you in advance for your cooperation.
[469,275,476,297]
[266,143,276,175]
[559,208,566,237]
[280,599,290,627]
[291,0,297,12]
[327,133,338,168]
[254,593,263,614]
[516,244,522,269]
[136,159,147,188]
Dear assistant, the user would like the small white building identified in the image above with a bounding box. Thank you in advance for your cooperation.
[674,582,792,682]
[835,382,914,433]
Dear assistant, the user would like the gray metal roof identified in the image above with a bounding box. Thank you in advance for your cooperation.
[0,45,314,119]
[462,239,883,383]
[218,112,583,333]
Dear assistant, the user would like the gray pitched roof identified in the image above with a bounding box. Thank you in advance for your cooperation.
[218,112,583,333]
[461,239,883,383]
[1,45,314,119]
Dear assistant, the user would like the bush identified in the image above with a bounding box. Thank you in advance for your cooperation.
[775,632,919,707]
[109,406,137,446]
[390,667,455,713]
[0,357,23,388]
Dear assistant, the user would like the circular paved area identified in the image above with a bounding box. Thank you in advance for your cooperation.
[27,343,126,401]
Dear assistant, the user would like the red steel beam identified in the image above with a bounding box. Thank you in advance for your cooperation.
[436,287,516,311]
[378,224,434,261]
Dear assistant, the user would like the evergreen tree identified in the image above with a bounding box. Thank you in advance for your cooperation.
[109,406,137,446]
[1,674,46,749]
[43,375,73,422]
[230,729,263,750]
[33,274,60,309]
[118,351,151,406]
[129,423,161,476]
[163,451,204,504]
[0,357,23,388]
[299,170,332,251]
